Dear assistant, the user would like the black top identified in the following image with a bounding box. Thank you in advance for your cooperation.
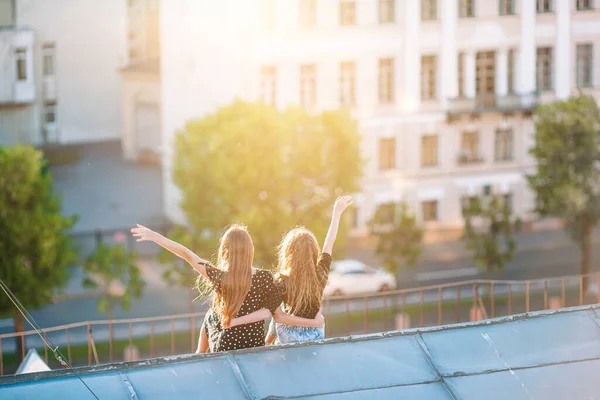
[275,253,332,319]
[202,264,282,352]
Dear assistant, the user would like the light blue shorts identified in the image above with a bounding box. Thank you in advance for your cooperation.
[268,318,325,344]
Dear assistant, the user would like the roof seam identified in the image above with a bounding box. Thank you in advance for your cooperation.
[227,354,255,400]
[119,371,139,400]
[416,333,459,400]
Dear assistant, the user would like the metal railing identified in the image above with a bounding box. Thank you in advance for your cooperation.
[447,92,539,115]
[1,271,599,376]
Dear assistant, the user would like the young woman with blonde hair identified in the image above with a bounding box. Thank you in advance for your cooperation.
[266,195,353,344]
[131,223,319,352]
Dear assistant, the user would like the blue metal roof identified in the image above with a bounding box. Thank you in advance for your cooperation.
[1,305,600,399]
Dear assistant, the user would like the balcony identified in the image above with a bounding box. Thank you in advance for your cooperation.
[0,28,35,104]
[457,153,484,166]
[447,93,539,119]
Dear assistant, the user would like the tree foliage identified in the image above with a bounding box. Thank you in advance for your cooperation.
[162,100,362,283]
[83,243,144,318]
[0,145,78,360]
[526,95,600,288]
[369,202,423,277]
[462,195,521,275]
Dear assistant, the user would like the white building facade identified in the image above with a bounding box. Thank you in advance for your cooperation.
[159,0,600,237]
[0,0,126,146]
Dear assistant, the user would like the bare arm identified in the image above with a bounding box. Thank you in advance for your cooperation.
[322,196,353,255]
[131,224,210,279]
[226,309,271,328]
[273,307,324,328]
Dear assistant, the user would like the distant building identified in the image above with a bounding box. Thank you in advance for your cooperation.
[153,0,599,235]
[0,0,125,146]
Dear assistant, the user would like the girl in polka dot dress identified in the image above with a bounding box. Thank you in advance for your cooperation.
[131,223,321,353]
[266,195,353,344]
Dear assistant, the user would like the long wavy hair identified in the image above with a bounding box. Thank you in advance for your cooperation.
[206,224,254,327]
[276,227,323,316]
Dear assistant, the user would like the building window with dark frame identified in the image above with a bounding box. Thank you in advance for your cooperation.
[459,131,480,164]
[421,135,439,167]
[300,64,317,109]
[379,0,395,23]
[44,101,57,124]
[299,0,317,27]
[15,48,27,81]
[378,58,394,105]
[507,49,515,93]
[459,0,475,18]
[421,0,437,21]
[576,43,593,88]
[422,200,438,222]
[421,55,437,100]
[340,0,356,26]
[339,61,356,107]
[476,51,496,96]
[536,0,553,13]
[260,66,277,106]
[458,52,465,97]
[42,43,55,76]
[378,137,396,170]
[576,0,594,10]
[499,0,516,15]
[495,128,514,161]
[536,47,554,91]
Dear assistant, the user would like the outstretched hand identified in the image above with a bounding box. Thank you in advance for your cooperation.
[333,195,353,216]
[131,224,159,242]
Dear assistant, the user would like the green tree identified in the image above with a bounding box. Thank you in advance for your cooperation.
[369,202,424,283]
[0,145,78,362]
[83,243,144,319]
[527,95,600,291]
[462,195,521,278]
[163,100,362,279]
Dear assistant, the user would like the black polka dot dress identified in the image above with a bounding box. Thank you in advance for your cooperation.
[202,264,282,352]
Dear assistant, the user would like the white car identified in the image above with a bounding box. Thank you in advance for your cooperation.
[323,259,397,297]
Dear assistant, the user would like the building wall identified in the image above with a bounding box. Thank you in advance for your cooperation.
[159,0,600,232]
[12,0,126,144]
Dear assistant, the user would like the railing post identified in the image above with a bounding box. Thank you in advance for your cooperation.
[580,276,584,306]
[508,283,512,314]
[345,299,350,336]
[456,286,461,323]
[526,281,530,312]
[129,320,133,351]
[109,321,114,363]
[437,287,442,325]
[0,339,3,376]
[561,279,566,307]
[171,319,175,355]
[150,321,155,358]
[420,290,424,328]
[191,315,196,353]
[21,335,25,361]
[87,323,92,366]
[544,280,548,310]
[491,283,495,318]
[363,297,368,334]
[473,282,479,316]
[383,295,388,332]
[66,328,72,364]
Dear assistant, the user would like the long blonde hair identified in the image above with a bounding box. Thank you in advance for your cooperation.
[210,224,254,327]
[276,227,323,315]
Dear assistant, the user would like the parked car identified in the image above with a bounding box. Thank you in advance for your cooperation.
[323,259,396,297]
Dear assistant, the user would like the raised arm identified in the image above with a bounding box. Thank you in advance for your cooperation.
[273,307,324,328]
[131,224,210,279]
[321,196,353,255]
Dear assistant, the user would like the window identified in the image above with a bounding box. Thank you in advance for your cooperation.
[422,200,438,222]
[44,101,57,124]
[536,0,553,13]
[421,135,438,167]
[507,49,515,93]
[421,55,437,100]
[458,52,465,97]
[577,0,594,10]
[502,193,513,213]
[378,138,396,170]
[576,44,593,88]
[42,43,55,76]
[421,0,437,20]
[15,48,27,81]
[260,66,277,106]
[378,58,394,104]
[459,0,475,17]
[499,0,516,15]
[459,131,480,164]
[379,0,395,23]
[536,47,553,91]
[495,128,514,161]
[378,203,396,224]
[476,51,496,96]
[339,61,356,107]
[299,0,316,27]
[340,0,355,26]
[300,64,317,109]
